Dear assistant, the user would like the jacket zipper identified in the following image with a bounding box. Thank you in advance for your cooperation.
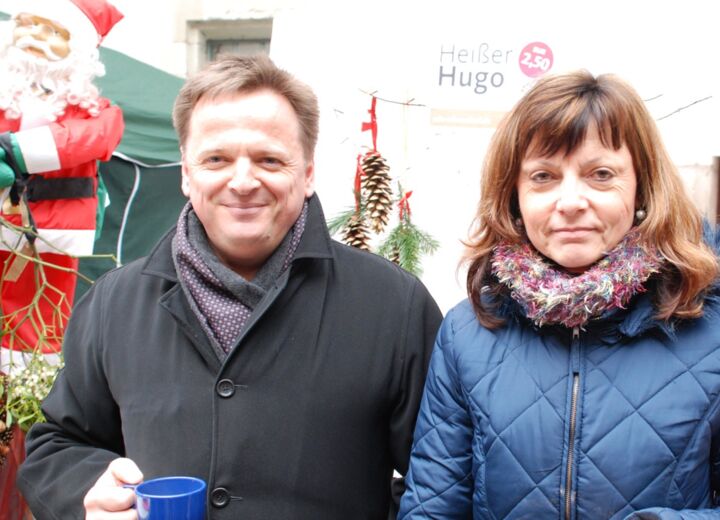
[565,326,580,520]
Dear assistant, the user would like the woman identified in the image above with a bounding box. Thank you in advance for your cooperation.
[399,70,720,519]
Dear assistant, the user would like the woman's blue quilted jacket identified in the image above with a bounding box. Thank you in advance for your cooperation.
[399,290,720,519]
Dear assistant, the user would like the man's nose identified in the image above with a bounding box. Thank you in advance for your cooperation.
[228,160,260,192]
[555,176,588,214]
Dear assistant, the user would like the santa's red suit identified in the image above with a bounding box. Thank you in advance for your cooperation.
[0,0,123,365]
[0,0,124,368]
[0,99,124,356]
[0,1,123,518]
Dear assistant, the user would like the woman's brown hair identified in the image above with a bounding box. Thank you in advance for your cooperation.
[465,69,719,328]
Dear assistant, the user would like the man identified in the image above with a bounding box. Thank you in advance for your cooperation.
[17,55,442,519]
[0,0,124,358]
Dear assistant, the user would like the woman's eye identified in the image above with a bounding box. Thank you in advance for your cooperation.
[592,168,614,181]
[529,171,552,183]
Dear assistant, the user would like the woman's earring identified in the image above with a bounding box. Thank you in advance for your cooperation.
[514,217,523,228]
[635,209,647,223]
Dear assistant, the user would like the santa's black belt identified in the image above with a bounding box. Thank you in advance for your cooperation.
[25,176,94,202]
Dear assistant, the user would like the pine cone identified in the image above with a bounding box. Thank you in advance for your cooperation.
[388,246,401,265]
[360,152,393,233]
[342,213,372,251]
[0,418,12,466]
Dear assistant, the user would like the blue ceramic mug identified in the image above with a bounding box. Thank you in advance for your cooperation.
[134,476,206,520]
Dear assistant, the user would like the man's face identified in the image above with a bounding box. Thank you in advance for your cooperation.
[12,13,71,61]
[181,89,315,280]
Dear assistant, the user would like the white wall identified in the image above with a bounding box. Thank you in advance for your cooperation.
[3,0,718,312]
[268,1,720,311]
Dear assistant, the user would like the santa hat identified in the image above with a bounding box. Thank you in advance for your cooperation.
[13,0,123,50]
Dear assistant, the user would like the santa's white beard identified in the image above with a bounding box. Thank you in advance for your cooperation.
[0,42,106,121]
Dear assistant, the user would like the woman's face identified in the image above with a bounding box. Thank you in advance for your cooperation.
[516,124,637,273]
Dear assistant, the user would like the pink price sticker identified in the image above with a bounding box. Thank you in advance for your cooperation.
[518,42,554,78]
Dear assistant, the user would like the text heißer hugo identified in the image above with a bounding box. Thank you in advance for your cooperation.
[439,44,513,94]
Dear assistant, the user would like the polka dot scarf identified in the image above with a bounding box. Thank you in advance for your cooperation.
[172,201,308,357]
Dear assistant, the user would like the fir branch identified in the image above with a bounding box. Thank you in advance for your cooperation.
[326,206,358,236]
[379,221,439,276]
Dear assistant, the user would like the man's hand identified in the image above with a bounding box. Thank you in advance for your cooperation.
[84,457,143,519]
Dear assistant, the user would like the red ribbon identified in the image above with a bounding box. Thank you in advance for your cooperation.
[354,154,363,211]
[361,96,378,151]
[398,190,413,221]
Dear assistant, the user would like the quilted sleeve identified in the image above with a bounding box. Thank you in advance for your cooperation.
[387,278,443,518]
[398,311,474,519]
[626,454,720,518]
[624,388,720,520]
[625,508,720,519]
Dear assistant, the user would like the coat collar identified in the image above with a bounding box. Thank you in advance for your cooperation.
[614,221,720,339]
[494,271,672,340]
[140,193,334,282]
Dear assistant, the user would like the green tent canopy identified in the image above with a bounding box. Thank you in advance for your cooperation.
[79,47,188,298]
[0,11,188,299]
[97,46,183,165]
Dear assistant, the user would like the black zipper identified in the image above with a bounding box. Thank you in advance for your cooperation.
[565,326,580,519]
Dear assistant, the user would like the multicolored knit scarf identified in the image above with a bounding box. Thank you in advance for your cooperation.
[491,231,663,328]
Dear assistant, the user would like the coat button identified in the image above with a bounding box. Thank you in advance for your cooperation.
[211,487,230,508]
[216,379,235,398]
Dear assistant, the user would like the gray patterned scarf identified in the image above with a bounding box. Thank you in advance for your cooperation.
[172,201,308,358]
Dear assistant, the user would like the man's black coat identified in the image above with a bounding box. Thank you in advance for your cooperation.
[18,195,443,519]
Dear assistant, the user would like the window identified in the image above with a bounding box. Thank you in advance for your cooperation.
[186,18,272,74]
[206,38,270,62]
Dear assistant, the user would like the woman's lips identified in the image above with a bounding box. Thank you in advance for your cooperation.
[553,227,594,240]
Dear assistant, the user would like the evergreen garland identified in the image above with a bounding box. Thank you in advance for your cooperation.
[378,189,439,276]
[329,96,438,276]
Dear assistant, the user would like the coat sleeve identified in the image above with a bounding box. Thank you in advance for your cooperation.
[387,278,443,519]
[625,509,720,519]
[16,276,126,520]
[13,99,124,174]
[624,379,720,520]
[398,309,474,519]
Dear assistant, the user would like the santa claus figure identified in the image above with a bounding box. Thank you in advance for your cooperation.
[0,0,124,365]
[0,2,124,516]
